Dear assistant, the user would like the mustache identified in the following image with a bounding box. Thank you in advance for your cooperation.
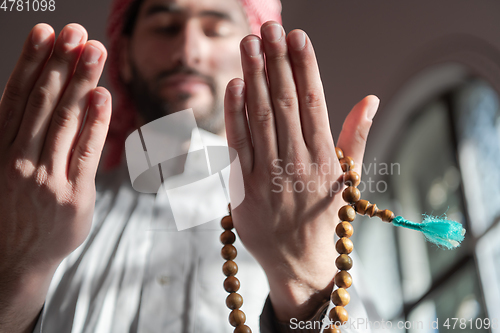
[155,66,216,91]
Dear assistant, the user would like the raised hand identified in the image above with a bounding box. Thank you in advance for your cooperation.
[224,21,379,322]
[0,23,111,332]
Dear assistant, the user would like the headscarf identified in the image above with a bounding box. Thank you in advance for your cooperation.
[103,0,282,170]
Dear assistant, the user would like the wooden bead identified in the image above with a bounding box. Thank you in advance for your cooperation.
[335,254,353,270]
[234,325,252,333]
[336,221,353,238]
[343,170,360,187]
[323,325,341,333]
[221,230,236,244]
[331,288,351,306]
[329,306,349,325]
[335,147,344,160]
[336,237,353,254]
[223,260,238,276]
[224,276,240,292]
[376,209,395,222]
[354,200,369,215]
[229,309,246,327]
[338,205,355,222]
[339,156,354,172]
[221,244,237,260]
[221,215,234,230]
[226,293,243,310]
[366,203,378,217]
[355,200,394,221]
[342,186,360,203]
[334,270,352,289]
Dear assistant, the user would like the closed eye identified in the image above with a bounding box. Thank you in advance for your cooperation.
[155,24,182,36]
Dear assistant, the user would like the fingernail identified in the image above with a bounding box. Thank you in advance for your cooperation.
[62,26,83,46]
[229,84,244,96]
[289,31,306,51]
[32,25,52,48]
[243,39,261,57]
[366,96,380,120]
[82,44,102,65]
[93,90,107,106]
[263,24,283,43]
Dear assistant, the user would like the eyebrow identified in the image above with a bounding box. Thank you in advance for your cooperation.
[145,3,180,16]
[144,3,234,22]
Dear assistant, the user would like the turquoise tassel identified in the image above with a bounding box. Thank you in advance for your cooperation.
[392,215,466,249]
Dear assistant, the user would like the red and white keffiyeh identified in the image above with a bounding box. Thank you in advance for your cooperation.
[102,0,282,170]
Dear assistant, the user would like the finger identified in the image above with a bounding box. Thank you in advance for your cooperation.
[240,35,278,167]
[336,95,380,177]
[224,78,253,174]
[286,30,332,154]
[40,41,107,175]
[14,23,87,161]
[260,22,304,157]
[68,87,111,185]
[0,24,55,147]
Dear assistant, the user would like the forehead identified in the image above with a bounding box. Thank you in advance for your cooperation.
[138,0,249,23]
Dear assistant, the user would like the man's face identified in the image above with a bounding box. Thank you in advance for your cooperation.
[121,0,251,134]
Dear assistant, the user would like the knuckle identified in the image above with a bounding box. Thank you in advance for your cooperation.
[71,68,94,85]
[33,166,50,187]
[52,47,75,66]
[303,90,323,109]
[313,145,334,167]
[3,81,24,104]
[269,159,283,176]
[29,86,52,110]
[244,59,265,76]
[21,48,41,64]
[6,157,32,183]
[285,153,305,171]
[226,104,241,114]
[75,142,96,163]
[230,135,249,152]
[294,54,315,69]
[53,105,77,128]
[275,91,297,109]
[57,188,79,209]
[253,105,274,124]
[269,52,287,63]
[246,67,265,79]
[354,126,369,146]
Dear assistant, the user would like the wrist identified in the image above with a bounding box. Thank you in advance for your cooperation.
[265,252,337,322]
[268,275,334,323]
[0,261,58,333]
[264,293,331,333]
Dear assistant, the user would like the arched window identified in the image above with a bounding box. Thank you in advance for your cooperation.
[354,74,500,332]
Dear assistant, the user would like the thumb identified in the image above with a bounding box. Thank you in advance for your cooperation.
[336,95,379,177]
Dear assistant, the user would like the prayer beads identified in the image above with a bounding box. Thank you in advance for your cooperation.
[220,204,252,333]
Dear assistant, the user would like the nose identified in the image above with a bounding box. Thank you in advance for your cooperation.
[170,20,206,68]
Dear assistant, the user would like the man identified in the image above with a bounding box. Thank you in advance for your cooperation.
[0,0,379,332]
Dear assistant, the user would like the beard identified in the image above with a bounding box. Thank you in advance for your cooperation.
[125,61,225,134]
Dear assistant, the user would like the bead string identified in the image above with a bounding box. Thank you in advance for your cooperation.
[220,148,398,333]
[220,204,251,333]
[324,147,355,332]
[326,147,396,332]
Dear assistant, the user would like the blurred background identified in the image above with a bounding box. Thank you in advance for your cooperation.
[1,1,499,332]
